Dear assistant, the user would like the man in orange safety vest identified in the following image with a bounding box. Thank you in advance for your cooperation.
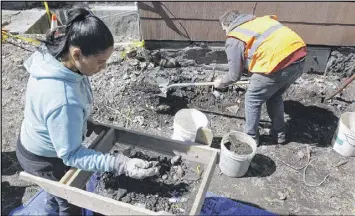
[214,10,307,145]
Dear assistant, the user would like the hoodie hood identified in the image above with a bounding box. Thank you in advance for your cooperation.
[227,14,256,33]
[24,50,83,82]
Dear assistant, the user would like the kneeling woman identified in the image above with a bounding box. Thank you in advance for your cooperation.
[16,8,159,215]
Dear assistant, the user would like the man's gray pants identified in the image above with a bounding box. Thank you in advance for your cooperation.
[245,60,305,141]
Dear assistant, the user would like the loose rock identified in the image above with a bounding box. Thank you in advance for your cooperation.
[212,90,221,98]
[148,63,155,69]
[130,74,137,82]
[126,49,137,58]
[277,191,288,200]
[226,105,240,114]
[123,74,129,80]
[134,116,144,125]
[156,104,171,113]
[171,155,182,165]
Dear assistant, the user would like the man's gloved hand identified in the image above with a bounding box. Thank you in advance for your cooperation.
[113,154,160,179]
[213,78,227,89]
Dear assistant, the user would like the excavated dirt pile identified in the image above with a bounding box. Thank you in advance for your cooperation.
[130,67,246,115]
[94,147,204,215]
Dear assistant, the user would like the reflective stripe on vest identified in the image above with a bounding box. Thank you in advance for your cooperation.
[246,23,283,66]
[229,23,283,68]
[227,16,306,73]
[247,23,283,58]
[232,28,260,37]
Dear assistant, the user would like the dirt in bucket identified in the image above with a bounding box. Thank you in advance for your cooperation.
[225,135,253,155]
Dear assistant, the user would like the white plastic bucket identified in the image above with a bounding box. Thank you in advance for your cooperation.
[332,112,355,157]
[219,131,257,177]
[171,108,208,143]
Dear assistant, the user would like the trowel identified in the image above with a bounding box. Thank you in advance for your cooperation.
[158,80,250,98]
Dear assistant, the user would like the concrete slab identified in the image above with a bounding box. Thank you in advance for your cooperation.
[54,4,140,42]
[1,9,49,34]
[2,4,140,43]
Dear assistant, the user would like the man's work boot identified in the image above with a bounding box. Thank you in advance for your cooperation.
[272,132,286,145]
[250,132,260,146]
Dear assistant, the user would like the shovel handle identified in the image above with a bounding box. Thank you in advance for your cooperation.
[167,80,249,89]
[167,82,214,88]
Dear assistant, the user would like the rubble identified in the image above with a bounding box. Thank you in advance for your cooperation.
[212,90,221,98]
[133,116,144,126]
[325,47,355,78]
[171,155,182,165]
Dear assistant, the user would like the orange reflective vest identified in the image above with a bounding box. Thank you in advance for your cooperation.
[227,15,306,74]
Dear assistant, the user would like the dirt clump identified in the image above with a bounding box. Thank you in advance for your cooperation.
[94,148,203,215]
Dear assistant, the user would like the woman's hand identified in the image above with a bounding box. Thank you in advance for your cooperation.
[113,154,160,179]
[124,158,160,179]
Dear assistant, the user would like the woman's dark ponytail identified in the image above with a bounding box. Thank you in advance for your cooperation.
[42,8,114,59]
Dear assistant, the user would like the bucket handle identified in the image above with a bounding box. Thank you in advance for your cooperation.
[345,133,355,146]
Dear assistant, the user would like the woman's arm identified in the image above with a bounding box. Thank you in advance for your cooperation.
[46,105,160,179]
[46,105,116,172]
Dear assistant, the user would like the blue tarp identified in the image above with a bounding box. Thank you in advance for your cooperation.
[10,174,276,216]
[201,192,277,216]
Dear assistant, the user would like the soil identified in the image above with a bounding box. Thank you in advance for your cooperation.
[2,36,355,215]
[225,141,253,155]
[325,47,355,78]
[94,145,203,215]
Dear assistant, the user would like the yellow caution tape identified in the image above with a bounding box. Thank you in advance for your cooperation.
[131,40,145,48]
[2,31,9,43]
[1,1,49,46]
[171,203,181,209]
[196,164,201,175]
[2,31,40,46]
[43,1,51,25]
[121,40,145,59]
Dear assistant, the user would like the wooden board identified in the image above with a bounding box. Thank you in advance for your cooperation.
[21,125,219,215]
[189,151,218,215]
[138,2,355,46]
[66,128,116,188]
[20,172,161,215]
[139,2,355,24]
[114,126,219,164]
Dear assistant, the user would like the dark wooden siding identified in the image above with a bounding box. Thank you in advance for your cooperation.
[138,2,355,46]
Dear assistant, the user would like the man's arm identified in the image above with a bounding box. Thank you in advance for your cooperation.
[219,38,245,85]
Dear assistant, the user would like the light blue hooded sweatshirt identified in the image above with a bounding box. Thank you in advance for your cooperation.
[20,50,115,172]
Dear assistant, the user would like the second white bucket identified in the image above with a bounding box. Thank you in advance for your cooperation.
[171,108,208,143]
[219,131,257,177]
[332,112,355,157]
